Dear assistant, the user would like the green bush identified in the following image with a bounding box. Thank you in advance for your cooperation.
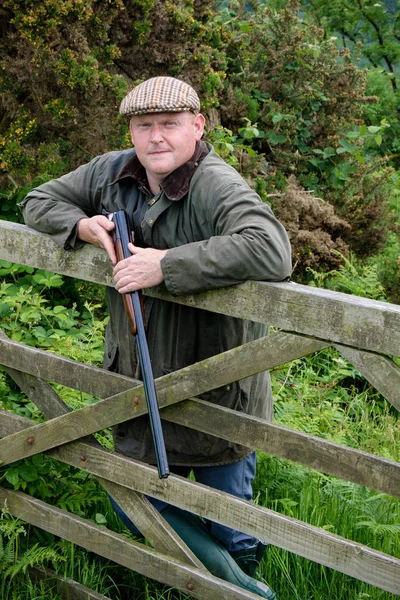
[216,0,393,267]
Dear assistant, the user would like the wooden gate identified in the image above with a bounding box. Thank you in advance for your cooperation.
[0,220,399,599]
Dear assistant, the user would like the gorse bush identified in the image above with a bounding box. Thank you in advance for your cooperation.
[0,0,128,186]
[0,0,226,188]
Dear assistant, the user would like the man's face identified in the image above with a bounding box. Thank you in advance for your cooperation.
[129,111,205,190]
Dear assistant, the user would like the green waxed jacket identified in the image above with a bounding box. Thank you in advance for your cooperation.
[20,143,292,466]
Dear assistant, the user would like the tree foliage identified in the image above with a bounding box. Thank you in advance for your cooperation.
[301,0,400,89]
[216,0,393,271]
[300,0,400,161]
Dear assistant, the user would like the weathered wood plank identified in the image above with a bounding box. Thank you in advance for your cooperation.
[161,400,400,498]
[36,443,400,595]
[147,280,400,358]
[0,411,33,433]
[0,333,141,400]
[3,331,397,498]
[0,332,328,465]
[0,221,115,288]
[1,333,398,497]
[0,331,327,400]
[0,327,397,499]
[1,221,400,356]
[2,366,399,501]
[1,411,399,594]
[0,489,264,600]
[29,566,112,600]
[336,344,400,413]
[1,331,398,498]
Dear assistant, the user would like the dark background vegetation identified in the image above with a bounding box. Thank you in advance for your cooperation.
[1,0,399,298]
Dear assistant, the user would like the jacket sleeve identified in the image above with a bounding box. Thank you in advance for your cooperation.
[161,179,292,296]
[19,154,111,249]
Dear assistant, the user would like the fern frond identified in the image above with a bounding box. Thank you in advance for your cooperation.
[0,534,15,574]
[356,520,400,537]
[3,542,66,579]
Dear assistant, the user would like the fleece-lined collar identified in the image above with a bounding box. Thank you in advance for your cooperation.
[114,140,210,201]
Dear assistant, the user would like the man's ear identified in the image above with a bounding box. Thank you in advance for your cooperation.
[129,119,135,144]
[194,113,205,140]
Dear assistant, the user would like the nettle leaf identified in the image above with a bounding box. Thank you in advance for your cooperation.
[5,468,20,487]
[20,308,42,322]
[10,331,22,342]
[53,305,67,314]
[19,463,38,483]
[95,513,107,525]
[267,131,287,145]
[32,271,64,288]
[323,147,336,158]
[32,326,49,339]
[367,125,382,134]
[0,303,11,315]
[338,139,358,153]
[308,158,323,168]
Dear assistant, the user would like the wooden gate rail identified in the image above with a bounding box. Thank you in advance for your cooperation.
[0,220,400,598]
[1,221,400,356]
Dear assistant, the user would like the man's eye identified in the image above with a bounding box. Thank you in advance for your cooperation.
[164,122,177,127]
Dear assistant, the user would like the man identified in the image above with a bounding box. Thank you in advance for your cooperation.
[20,76,292,598]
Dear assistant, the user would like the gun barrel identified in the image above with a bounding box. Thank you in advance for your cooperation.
[112,210,169,479]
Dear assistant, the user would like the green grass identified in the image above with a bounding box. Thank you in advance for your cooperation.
[255,456,399,600]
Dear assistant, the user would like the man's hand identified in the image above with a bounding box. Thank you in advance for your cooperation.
[77,215,116,264]
[113,243,168,293]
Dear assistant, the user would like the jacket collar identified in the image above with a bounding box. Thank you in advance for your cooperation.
[114,141,209,201]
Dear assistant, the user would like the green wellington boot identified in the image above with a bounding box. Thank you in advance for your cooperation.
[161,506,277,599]
[230,541,268,577]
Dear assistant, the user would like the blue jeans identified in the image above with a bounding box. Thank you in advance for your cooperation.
[110,452,258,552]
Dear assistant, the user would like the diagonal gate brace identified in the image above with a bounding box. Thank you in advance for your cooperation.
[0,332,328,465]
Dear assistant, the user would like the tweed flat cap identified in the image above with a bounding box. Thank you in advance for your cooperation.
[119,76,200,117]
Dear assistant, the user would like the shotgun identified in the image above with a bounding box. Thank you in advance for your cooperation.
[107,209,169,479]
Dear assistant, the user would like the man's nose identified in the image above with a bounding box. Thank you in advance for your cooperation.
[150,124,163,142]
